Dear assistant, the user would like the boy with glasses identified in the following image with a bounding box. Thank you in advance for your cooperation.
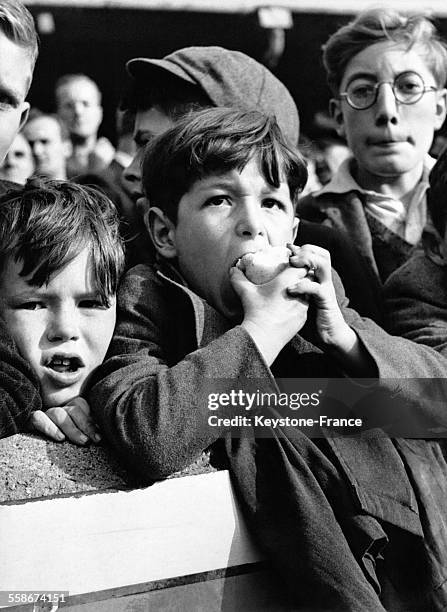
[299,9,447,292]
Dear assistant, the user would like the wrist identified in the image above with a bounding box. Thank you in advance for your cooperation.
[320,318,356,352]
[241,319,286,366]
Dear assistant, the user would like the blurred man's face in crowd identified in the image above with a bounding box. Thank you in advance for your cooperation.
[56,79,103,140]
[0,30,33,163]
[0,132,34,184]
[23,116,71,179]
[123,106,174,203]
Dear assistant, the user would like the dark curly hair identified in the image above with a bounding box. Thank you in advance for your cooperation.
[142,107,308,224]
[0,178,125,305]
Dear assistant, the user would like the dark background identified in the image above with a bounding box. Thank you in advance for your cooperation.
[26,6,447,144]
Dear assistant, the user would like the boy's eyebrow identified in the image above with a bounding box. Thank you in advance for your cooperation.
[6,287,103,300]
[196,177,284,193]
[345,71,378,86]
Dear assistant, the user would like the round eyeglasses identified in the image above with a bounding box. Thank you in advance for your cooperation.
[339,71,438,110]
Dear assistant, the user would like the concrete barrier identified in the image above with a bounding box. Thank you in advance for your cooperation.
[0,435,285,611]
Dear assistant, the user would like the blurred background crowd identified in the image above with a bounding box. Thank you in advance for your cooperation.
[4,1,446,192]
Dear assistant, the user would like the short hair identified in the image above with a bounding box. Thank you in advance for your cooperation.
[25,108,70,141]
[142,107,308,224]
[122,73,211,120]
[55,74,102,105]
[0,178,125,305]
[427,149,447,237]
[323,9,447,95]
[0,0,39,73]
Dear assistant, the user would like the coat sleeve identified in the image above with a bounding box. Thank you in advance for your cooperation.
[88,266,279,481]
[329,269,447,432]
[383,257,447,357]
[330,268,447,376]
[0,318,41,438]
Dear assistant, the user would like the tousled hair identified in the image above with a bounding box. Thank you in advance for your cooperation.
[427,148,447,237]
[323,9,447,95]
[0,0,38,77]
[142,107,308,224]
[0,178,125,305]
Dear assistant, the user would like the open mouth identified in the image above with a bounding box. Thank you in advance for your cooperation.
[46,355,84,373]
[231,252,256,270]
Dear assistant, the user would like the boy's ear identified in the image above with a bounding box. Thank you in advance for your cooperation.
[423,226,446,267]
[18,102,30,131]
[329,98,346,139]
[292,216,299,242]
[144,205,178,259]
[434,88,447,130]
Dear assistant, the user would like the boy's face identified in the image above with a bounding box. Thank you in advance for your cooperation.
[151,157,298,319]
[0,248,116,408]
[0,31,32,163]
[123,106,174,203]
[331,41,447,189]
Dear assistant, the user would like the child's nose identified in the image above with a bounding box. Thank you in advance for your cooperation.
[235,203,265,237]
[122,150,143,200]
[46,307,80,343]
[374,83,399,126]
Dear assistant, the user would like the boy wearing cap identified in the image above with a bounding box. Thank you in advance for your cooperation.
[299,9,447,294]
[90,107,447,611]
[121,45,381,319]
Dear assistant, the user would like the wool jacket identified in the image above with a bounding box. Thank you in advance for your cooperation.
[0,317,41,438]
[384,254,447,612]
[384,253,447,355]
[89,261,447,610]
[298,190,423,289]
[0,179,42,438]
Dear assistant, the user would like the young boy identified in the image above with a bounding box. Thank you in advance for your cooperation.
[299,9,447,293]
[0,178,125,444]
[121,45,381,320]
[90,108,447,611]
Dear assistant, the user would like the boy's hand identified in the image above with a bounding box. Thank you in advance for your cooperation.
[286,244,356,351]
[29,397,102,445]
[230,264,309,365]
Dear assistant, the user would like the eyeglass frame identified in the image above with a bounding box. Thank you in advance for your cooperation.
[338,71,439,110]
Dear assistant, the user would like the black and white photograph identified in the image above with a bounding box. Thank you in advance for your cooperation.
[1,0,447,610]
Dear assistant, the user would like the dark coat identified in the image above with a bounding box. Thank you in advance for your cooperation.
[89,261,447,610]
[0,318,41,438]
[384,254,447,612]
[298,191,423,290]
[0,179,41,438]
[384,253,447,355]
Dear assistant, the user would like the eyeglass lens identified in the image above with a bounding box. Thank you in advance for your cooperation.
[345,71,426,109]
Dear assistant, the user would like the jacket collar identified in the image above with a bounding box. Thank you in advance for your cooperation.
[154,258,232,348]
[317,155,435,199]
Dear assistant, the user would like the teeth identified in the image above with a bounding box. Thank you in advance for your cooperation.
[51,358,71,366]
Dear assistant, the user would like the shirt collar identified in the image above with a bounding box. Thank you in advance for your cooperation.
[316,155,436,199]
